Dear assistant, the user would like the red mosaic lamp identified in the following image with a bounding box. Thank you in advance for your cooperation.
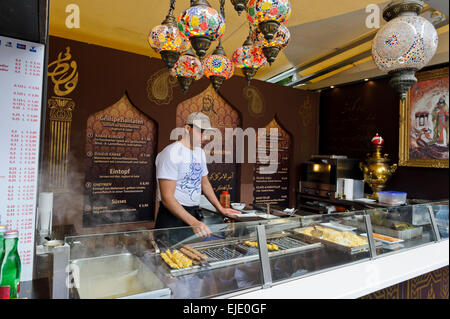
[232,25,267,85]
[148,0,190,69]
[252,24,290,65]
[170,48,204,93]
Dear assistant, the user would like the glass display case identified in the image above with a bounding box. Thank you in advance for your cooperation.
[58,201,448,299]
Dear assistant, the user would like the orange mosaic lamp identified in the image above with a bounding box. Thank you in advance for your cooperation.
[203,41,234,91]
[232,30,267,85]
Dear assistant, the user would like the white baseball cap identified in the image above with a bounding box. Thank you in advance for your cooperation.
[185,112,215,131]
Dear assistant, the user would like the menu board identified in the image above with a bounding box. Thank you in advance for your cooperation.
[253,119,291,207]
[0,36,45,281]
[83,95,157,227]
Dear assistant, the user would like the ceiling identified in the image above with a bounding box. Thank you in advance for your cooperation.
[48,0,449,90]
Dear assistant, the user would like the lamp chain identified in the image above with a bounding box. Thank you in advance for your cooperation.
[219,0,226,47]
[220,0,226,18]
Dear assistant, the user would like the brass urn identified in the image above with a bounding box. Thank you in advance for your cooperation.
[360,134,398,199]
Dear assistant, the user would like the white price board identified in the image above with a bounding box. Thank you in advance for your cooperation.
[0,35,45,281]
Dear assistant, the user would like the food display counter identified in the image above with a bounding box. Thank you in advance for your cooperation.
[51,201,448,299]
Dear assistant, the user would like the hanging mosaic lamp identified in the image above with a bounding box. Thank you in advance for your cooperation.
[203,1,234,91]
[170,48,204,93]
[232,32,267,85]
[177,0,225,59]
[252,24,290,65]
[203,41,234,91]
[247,0,292,41]
[372,0,438,100]
[148,0,190,69]
[230,0,249,16]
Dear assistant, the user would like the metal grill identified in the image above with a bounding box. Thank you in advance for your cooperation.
[235,236,307,253]
[235,244,259,255]
[201,246,244,262]
[165,234,322,277]
[268,236,306,250]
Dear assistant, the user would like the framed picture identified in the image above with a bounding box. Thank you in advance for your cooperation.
[399,67,449,168]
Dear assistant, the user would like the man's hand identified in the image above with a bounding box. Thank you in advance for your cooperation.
[220,207,241,218]
[192,221,212,238]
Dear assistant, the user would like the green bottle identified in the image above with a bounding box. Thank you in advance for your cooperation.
[0,230,21,299]
[0,225,6,271]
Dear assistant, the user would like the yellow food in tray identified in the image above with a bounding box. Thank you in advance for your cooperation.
[244,241,258,247]
[299,226,368,248]
[244,241,279,251]
[161,249,193,269]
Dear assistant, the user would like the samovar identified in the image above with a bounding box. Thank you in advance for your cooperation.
[360,134,398,199]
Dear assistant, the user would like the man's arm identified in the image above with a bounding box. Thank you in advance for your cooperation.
[159,179,211,237]
[201,176,241,218]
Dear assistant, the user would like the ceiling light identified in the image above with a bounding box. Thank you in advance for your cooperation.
[372,0,438,100]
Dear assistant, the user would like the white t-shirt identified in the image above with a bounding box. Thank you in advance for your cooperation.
[156,141,209,207]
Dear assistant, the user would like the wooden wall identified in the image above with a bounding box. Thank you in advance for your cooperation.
[319,65,449,200]
[43,36,320,235]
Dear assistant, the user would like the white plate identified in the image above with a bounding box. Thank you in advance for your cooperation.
[353,198,376,203]
[360,233,404,244]
[320,222,357,232]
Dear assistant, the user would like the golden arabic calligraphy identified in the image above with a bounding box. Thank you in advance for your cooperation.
[48,47,78,96]
[208,172,234,182]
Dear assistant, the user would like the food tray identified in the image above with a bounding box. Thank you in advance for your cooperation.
[71,253,170,299]
[292,227,382,255]
[342,219,423,240]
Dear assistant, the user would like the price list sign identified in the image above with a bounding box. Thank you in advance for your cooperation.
[253,119,291,207]
[0,36,44,281]
[83,95,157,227]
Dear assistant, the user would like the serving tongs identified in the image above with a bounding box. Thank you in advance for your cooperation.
[311,225,324,238]
[150,239,160,255]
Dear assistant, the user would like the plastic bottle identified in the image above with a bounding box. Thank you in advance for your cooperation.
[220,191,230,208]
[0,230,21,299]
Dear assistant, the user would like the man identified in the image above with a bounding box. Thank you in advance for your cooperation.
[428,96,449,146]
[155,112,241,239]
